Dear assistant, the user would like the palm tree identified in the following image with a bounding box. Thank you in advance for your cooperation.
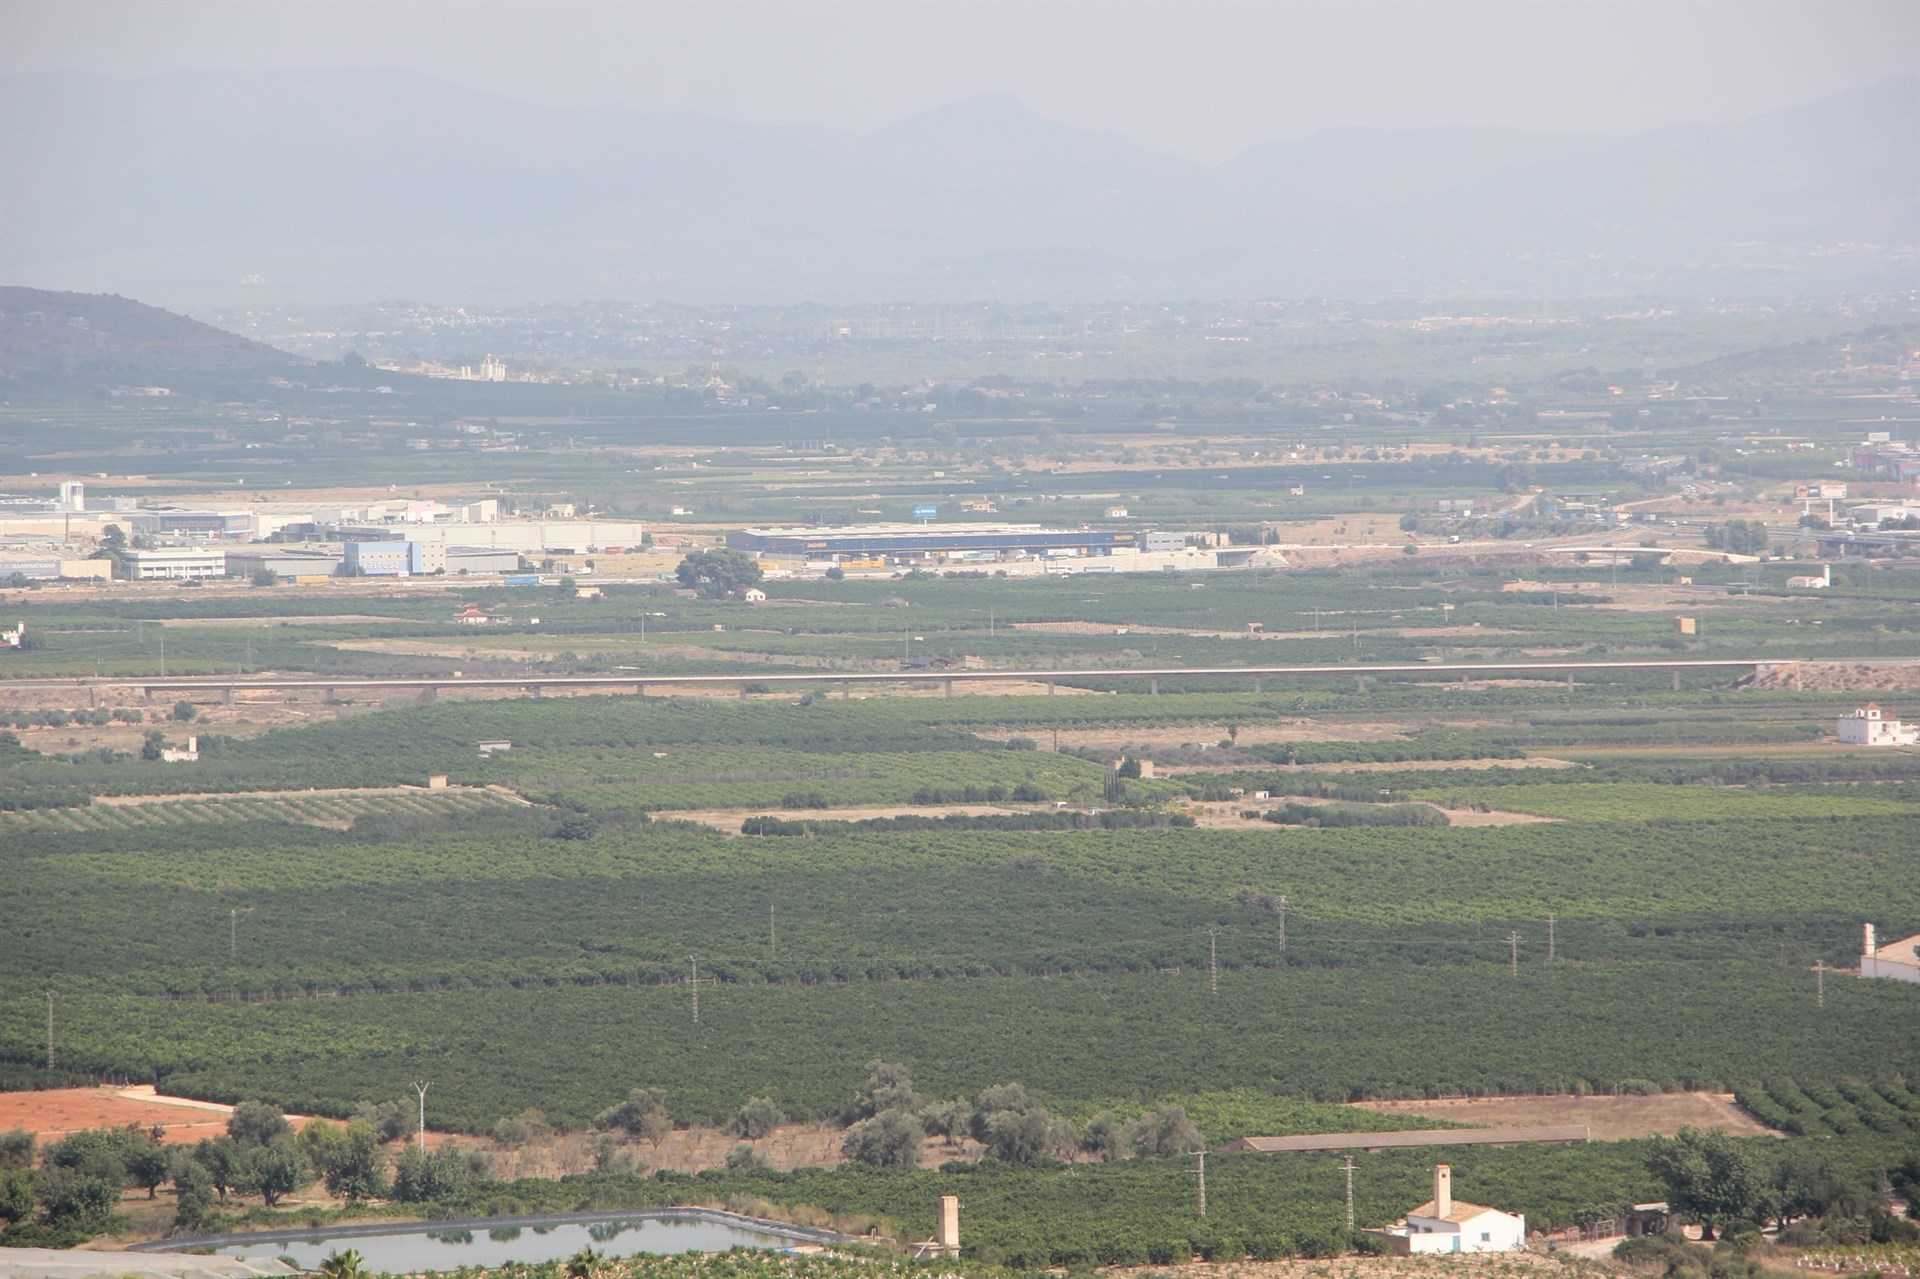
[318,1249,367,1279]
[566,1246,604,1279]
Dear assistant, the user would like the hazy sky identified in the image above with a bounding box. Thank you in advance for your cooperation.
[9,0,1917,161]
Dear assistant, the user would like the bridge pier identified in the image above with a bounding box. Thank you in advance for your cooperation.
[1567,671,1575,690]
[419,686,437,704]
[529,684,542,699]
[1046,680,1055,696]
[1149,678,1159,696]
[739,686,750,700]
[1253,677,1262,695]
[222,687,235,706]
[943,678,953,699]
[1671,670,1681,692]
[840,681,851,700]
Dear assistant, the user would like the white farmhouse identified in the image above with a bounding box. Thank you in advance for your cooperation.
[1837,704,1919,747]
[1379,1165,1526,1254]
[1861,923,1920,984]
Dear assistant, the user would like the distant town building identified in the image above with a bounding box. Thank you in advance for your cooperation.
[1861,923,1920,984]
[1838,704,1919,747]
[58,481,84,512]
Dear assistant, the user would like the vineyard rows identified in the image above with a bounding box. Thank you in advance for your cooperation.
[1736,1077,1920,1138]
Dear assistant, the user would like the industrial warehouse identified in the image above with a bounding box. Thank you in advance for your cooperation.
[728,523,1144,562]
[728,523,1286,575]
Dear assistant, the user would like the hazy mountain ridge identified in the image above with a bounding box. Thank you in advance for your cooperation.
[2,69,1915,305]
[0,286,307,383]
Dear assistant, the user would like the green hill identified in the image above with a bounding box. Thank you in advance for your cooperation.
[0,286,306,387]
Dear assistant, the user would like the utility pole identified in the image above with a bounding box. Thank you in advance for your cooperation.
[45,991,53,1070]
[1508,930,1521,977]
[1547,914,1556,965]
[1193,1150,1207,1218]
[769,902,777,957]
[1278,896,1288,953]
[412,1081,430,1152]
[688,954,717,1024]
[1814,959,1825,1008]
[1342,1155,1356,1230]
[1207,928,1219,995]
[158,631,165,677]
[231,907,239,960]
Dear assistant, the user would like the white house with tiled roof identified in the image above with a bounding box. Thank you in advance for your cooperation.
[1838,704,1918,746]
[1381,1165,1526,1254]
[1862,923,1920,985]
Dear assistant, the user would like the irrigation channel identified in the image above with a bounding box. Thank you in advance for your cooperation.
[137,1209,849,1271]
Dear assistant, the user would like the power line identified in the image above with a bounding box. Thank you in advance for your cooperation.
[1343,1155,1356,1230]
[1277,896,1288,953]
[1192,1150,1207,1218]
[45,992,53,1071]
[1207,928,1219,995]
[1814,958,1825,1009]
[1508,931,1521,977]
[1547,914,1555,965]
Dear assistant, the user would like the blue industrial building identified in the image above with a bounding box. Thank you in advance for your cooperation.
[343,540,411,576]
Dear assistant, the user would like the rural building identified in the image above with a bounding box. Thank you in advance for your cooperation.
[740,587,768,603]
[110,546,228,580]
[1837,704,1918,746]
[1861,923,1920,984]
[159,735,200,763]
[1376,1164,1526,1254]
[1674,616,1697,636]
[476,740,512,757]
[1221,1125,1588,1154]
[1786,565,1831,589]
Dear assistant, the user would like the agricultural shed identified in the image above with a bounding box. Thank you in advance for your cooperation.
[1220,1124,1589,1153]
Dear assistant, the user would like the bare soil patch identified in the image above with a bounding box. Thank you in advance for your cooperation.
[1744,661,1920,693]
[1187,798,1554,830]
[1353,1091,1775,1140]
[0,1087,313,1147]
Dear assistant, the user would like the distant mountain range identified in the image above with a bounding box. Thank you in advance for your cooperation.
[2,70,1915,305]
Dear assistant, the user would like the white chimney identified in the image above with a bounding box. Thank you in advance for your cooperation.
[1434,1163,1452,1217]
[937,1195,960,1252]
[1865,923,1877,956]
[1824,563,1832,586]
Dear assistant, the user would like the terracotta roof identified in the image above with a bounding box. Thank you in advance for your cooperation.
[1409,1200,1510,1224]
[1873,932,1920,967]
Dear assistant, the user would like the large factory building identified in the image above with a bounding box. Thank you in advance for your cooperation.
[728,523,1137,563]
